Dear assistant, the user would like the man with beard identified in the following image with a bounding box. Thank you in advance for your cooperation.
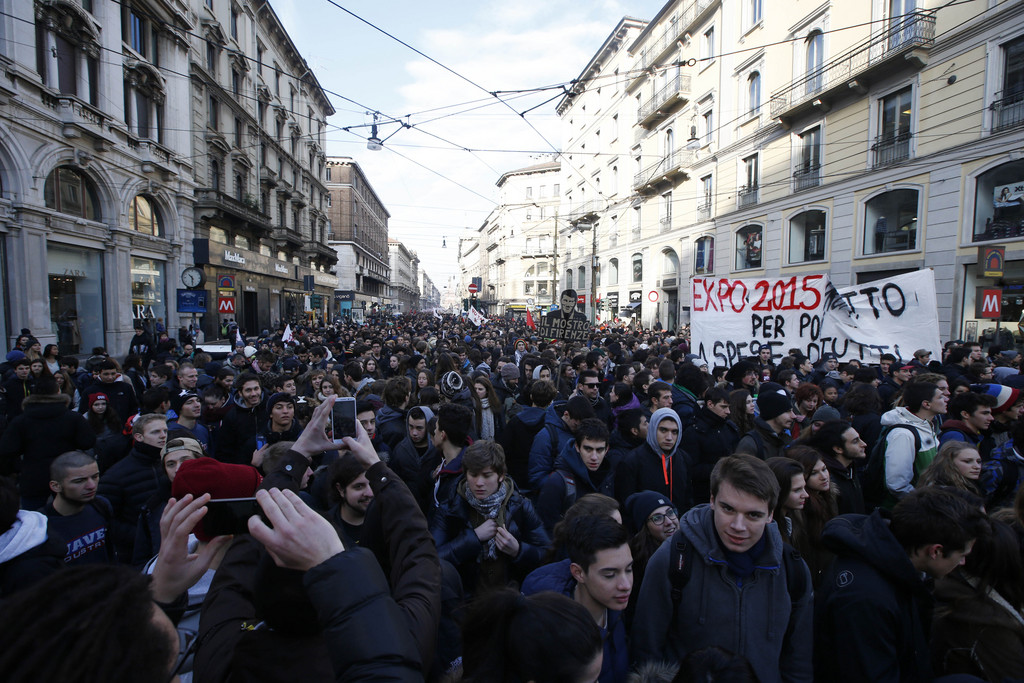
[326,452,375,547]
[42,451,114,565]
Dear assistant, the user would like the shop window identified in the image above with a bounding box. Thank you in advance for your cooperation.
[735,225,763,270]
[128,195,162,236]
[48,245,105,356]
[695,236,714,274]
[864,189,919,254]
[973,160,1024,241]
[631,253,643,282]
[789,210,826,263]
[44,167,100,220]
[608,258,619,285]
[131,256,165,323]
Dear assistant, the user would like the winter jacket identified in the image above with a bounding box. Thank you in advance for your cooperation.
[78,378,138,424]
[240,419,302,463]
[879,407,939,502]
[877,377,904,409]
[430,479,549,595]
[615,409,691,512]
[0,510,66,597]
[816,512,935,682]
[521,558,630,683]
[979,440,1024,510]
[822,455,865,515]
[536,438,617,534]
[938,419,984,448]
[390,437,433,510]
[97,441,165,563]
[850,413,882,456]
[527,407,576,491]
[930,570,1024,682]
[735,417,792,460]
[500,405,548,492]
[0,393,95,502]
[632,504,813,683]
[682,406,741,504]
[376,405,408,451]
[669,383,699,432]
[1,376,32,420]
[216,393,267,465]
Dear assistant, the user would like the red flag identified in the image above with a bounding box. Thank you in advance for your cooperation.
[526,308,536,329]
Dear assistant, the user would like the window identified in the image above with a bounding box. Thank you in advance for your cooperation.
[702,109,714,145]
[747,71,761,116]
[994,36,1024,131]
[789,210,826,263]
[129,10,146,54]
[972,160,1024,241]
[256,44,264,75]
[694,236,714,274]
[232,70,240,95]
[210,226,227,244]
[34,10,99,105]
[740,155,759,207]
[702,27,715,62]
[578,266,586,289]
[631,253,643,282]
[526,186,533,199]
[230,7,239,39]
[235,235,249,250]
[234,117,242,147]
[748,0,762,27]
[660,192,672,232]
[128,195,162,236]
[206,41,217,75]
[325,166,331,181]
[663,249,679,275]
[864,189,919,254]
[208,96,219,130]
[874,86,913,166]
[539,185,547,198]
[608,258,619,285]
[210,159,220,192]
[806,31,824,95]
[699,175,713,219]
[235,173,243,201]
[735,225,763,269]
[631,205,641,241]
[553,184,560,195]
[326,194,332,207]
[795,126,822,190]
[44,167,100,220]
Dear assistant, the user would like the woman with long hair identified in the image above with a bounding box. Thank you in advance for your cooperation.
[415,369,435,403]
[53,369,80,410]
[42,344,60,376]
[728,389,756,435]
[609,382,641,429]
[85,392,129,471]
[624,491,678,626]
[767,457,808,546]
[791,383,823,440]
[362,356,381,380]
[785,445,837,585]
[919,441,984,496]
[471,376,505,442]
[557,362,577,400]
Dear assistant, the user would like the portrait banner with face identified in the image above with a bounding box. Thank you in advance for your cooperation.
[537,288,591,342]
[691,270,940,367]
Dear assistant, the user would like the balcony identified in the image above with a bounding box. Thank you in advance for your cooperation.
[697,200,712,221]
[637,74,692,128]
[271,227,304,249]
[872,131,912,167]
[40,92,114,150]
[659,216,673,233]
[569,200,602,225]
[770,10,935,125]
[737,185,759,209]
[260,167,279,187]
[633,147,694,193]
[793,164,821,191]
[627,0,718,91]
[194,189,272,233]
[992,90,1024,132]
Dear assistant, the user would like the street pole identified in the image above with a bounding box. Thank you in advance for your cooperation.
[551,207,558,312]
[591,222,598,325]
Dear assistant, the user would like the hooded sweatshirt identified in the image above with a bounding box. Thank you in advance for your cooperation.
[879,407,939,500]
[615,408,691,511]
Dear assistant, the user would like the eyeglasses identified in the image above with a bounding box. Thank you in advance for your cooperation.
[649,509,678,525]
[582,383,600,388]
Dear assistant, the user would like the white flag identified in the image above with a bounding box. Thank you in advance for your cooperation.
[468,307,486,327]
[434,310,443,320]
[235,327,243,346]
[282,324,294,343]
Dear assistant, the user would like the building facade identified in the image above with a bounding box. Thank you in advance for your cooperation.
[388,239,419,313]
[419,268,441,311]
[557,0,1024,344]
[189,0,336,337]
[0,0,198,354]
[325,156,390,321]
[479,161,562,318]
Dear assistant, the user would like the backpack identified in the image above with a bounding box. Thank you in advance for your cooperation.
[741,429,767,460]
[668,531,808,624]
[861,423,921,509]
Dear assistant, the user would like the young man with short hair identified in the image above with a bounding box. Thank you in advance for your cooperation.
[633,454,813,683]
[735,382,794,460]
[376,376,412,450]
[682,386,741,504]
[880,381,946,506]
[536,418,616,533]
[215,371,265,465]
[79,359,137,421]
[939,391,996,447]
[42,451,114,565]
[878,363,913,409]
[2,357,33,421]
[421,402,474,517]
[522,514,632,683]
[806,420,867,514]
[815,486,987,682]
[389,406,436,501]
[167,390,210,452]
[527,394,596,491]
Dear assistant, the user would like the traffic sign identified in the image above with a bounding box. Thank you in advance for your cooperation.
[218,297,235,314]
[648,290,659,303]
[468,283,479,294]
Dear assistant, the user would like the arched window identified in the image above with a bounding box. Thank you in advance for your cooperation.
[631,253,643,282]
[735,225,763,269]
[663,248,679,275]
[565,269,573,290]
[608,258,619,285]
[806,31,824,94]
[748,71,761,115]
[864,189,919,254]
[44,166,100,220]
[665,128,674,157]
[694,236,714,274]
[789,210,826,263]
[128,195,162,236]
[577,266,586,289]
[973,160,1024,241]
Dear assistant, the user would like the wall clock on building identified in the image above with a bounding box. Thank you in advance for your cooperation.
[181,267,205,289]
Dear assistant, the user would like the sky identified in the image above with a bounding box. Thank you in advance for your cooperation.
[271,0,669,290]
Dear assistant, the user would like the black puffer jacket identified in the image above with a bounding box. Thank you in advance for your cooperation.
[0,393,95,501]
[682,406,740,504]
[216,394,267,464]
[97,441,165,563]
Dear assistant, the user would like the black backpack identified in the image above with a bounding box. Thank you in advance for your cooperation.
[861,423,921,509]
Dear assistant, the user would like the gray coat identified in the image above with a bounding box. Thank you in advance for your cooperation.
[631,504,813,683]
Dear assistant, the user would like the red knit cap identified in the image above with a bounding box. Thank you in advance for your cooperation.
[171,458,263,541]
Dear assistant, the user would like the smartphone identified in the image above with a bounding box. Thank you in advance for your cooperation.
[255,435,267,450]
[203,497,264,537]
[331,396,357,443]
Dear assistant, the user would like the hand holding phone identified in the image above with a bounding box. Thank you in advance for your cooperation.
[203,497,266,537]
[330,396,357,444]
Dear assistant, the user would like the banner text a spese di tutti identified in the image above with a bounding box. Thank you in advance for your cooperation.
[690,270,940,367]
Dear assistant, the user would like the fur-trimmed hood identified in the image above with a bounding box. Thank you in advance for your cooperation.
[22,392,71,407]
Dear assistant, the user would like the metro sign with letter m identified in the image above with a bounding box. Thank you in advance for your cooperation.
[976,288,1002,319]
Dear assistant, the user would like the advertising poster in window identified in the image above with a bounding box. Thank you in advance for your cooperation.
[691,270,940,366]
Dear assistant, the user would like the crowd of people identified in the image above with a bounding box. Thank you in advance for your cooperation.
[0,316,1023,682]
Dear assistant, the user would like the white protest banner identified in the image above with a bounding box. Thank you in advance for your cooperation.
[825,269,940,364]
[691,275,830,367]
[691,270,941,367]
[468,307,486,327]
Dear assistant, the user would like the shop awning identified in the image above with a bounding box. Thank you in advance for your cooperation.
[627,302,642,309]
